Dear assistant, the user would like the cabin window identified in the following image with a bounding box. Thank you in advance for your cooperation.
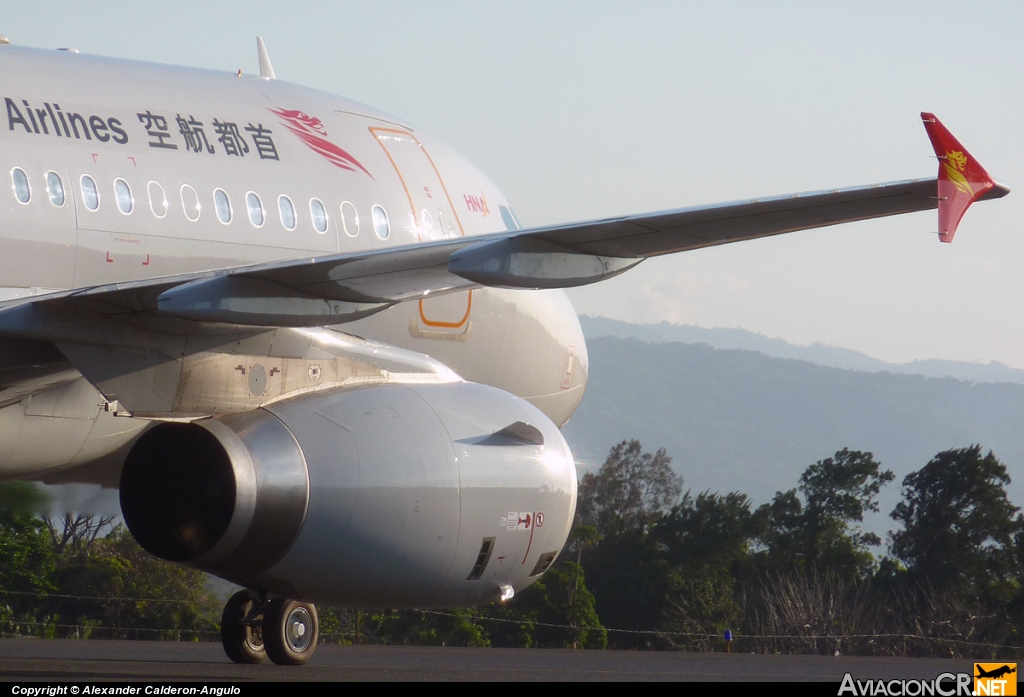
[45,171,65,207]
[372,204,390,240]
[341,201,359,237]
[114,179,133,214]
[80,175,99,211]
[214,189,232,224]
[279,196,296,231]
[246,192,264,227]
[180,185,200,221]
[11,168,30,204]
[310,198,328,234]
[148,181,167,218]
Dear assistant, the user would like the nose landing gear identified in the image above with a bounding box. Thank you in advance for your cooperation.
[220,590,319,665]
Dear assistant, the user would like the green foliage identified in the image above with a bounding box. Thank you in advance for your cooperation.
[648,493,754,649]
[317,606,358,644]
[755,449,893,580]
[0,511,56,631]
[575,442,757,648]
[363,608,489,647]
[77,527,219,639]
[4,440,1024,657]
[583,531,667,646]
[655,491,759,571]
[0,481,50,516]
[0,513,219,640]
[486,561,607,649]
[660,567,740,650]
[577,439,683,537]
[319,560,607,649]
[890,445,1023,600]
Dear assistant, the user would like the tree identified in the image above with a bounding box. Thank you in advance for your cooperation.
[756,449,893,580]
[45,524,219,639]
[363,608,489,647]
[655,491,758,572]
[648,492,757,648]
[45,513,116,558]
[486,561,607,649]
[577,440,683,537]
[572,440,682,647]
[579,531,668,647]
[0,481,50,516]
[101,527,220,639]
[890,445,1023,600]
[0,510,55,633]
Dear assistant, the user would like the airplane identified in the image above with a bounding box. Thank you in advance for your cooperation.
[976,665,1017,680]
[0,36,1007,664]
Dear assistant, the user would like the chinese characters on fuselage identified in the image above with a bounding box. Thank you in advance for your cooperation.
[5,97,279,162]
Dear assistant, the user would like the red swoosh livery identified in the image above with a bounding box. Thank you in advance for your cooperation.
[270,107,373,178]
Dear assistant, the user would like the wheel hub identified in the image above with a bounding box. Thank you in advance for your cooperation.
[286,607,313,652]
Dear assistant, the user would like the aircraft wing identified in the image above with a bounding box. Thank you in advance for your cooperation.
[0,113,1006,343]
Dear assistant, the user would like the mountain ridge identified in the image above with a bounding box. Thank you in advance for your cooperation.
[579,315,1024,385]
[561,336,1024,538]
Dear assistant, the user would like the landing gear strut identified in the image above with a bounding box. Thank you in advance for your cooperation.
[220,590,319,665]
[221,590,265,664]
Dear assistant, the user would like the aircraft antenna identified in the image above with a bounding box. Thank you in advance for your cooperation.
[257,36,276,79]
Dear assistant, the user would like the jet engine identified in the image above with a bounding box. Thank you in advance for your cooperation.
[120,381,577,610]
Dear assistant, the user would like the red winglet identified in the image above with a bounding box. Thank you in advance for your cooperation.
[921,112,997,243]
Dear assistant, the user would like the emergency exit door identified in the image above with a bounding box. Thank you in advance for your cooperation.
[371,126,471,334]
[370,127,464,242]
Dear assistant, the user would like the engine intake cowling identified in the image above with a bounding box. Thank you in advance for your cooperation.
[120,381,577,607]
[120,410,308,577]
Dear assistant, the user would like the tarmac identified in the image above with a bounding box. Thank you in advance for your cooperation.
[0,639,981,682]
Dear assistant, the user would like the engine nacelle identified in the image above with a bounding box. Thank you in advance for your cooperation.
[120,382,577,607]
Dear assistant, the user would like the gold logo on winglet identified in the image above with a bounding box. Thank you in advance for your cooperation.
[944,150,973,196]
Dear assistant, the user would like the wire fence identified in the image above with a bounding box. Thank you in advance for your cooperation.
[416,609,1024,650]
[2,589,1022,653]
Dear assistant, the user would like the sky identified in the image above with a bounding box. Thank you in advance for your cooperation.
[4,1,1023,366]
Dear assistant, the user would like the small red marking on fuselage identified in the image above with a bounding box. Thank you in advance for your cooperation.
[127,156,137,167]
[522,511,537,564]
[464,193,490,216]
[269,367,280,377]
[105,252,113,263]
[423,186,432,199]
[91,153,99,163]
[235,365,245,375]
[142,254,150,266]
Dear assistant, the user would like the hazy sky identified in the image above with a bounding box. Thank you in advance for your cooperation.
[5,2,1023,366]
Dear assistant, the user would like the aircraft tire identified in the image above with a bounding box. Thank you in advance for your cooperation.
[264,598,319,665]
[220,590,266,664]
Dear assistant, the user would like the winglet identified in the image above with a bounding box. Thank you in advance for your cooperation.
[921,112,1001,242]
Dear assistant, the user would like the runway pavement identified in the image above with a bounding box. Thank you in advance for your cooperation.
[0,639,980,682]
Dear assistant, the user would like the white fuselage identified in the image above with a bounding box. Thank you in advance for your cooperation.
[0,45,587,484]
